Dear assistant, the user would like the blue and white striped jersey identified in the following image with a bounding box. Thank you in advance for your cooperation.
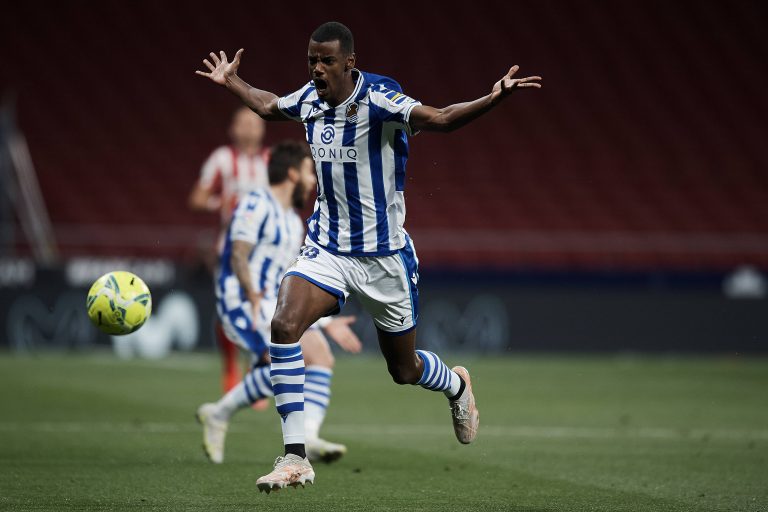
[278,70,420,256]
[216,188,304,308]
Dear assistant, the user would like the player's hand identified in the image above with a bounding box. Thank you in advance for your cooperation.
[195,49,244,85]
[324,316,363,353]
[491,65,542,102]
[203,194,222,211]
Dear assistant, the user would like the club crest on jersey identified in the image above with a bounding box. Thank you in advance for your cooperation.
[345,102,359,123]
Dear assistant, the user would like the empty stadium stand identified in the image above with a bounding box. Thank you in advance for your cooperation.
[2,0,766,269]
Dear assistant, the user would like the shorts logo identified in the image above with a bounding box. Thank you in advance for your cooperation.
[321,125,335,144]
[345,102,359,123]
[299,246,319,259]
[399,316,406,325]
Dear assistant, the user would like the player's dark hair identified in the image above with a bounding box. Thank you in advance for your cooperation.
[268,140,311,184]
[310,21,354,55]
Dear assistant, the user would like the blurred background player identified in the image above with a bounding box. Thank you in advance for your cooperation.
[188,107,269,393]
[196,140,362,464]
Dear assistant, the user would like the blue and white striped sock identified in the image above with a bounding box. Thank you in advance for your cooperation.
[244,364,273,403]
[304,365,332,440]
[269,342,305,445]
[215,364,273,420]
[415,350,462,398]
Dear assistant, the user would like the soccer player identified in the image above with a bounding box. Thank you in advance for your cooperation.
[196,140,363,465]
[189,107,270,393]
[196,21,542,492]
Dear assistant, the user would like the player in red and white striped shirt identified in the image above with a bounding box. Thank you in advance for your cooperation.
[189,106,270,393]
[190,106,269,227]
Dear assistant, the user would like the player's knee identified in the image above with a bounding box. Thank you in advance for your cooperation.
[305,351,334,368]
[388,365,421,385]
[271,315,302,343]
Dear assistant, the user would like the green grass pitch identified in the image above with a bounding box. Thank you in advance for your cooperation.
[0,352,766,511]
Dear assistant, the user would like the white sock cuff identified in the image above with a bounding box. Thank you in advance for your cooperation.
[280,410,305,445]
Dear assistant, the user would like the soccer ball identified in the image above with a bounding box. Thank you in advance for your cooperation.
[86,271,152,335]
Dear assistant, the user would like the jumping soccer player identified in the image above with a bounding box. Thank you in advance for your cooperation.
[196,21,542,492]
[196,140,362,465]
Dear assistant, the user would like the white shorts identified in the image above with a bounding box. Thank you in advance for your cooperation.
[216,289,322,354]
[216,294,277,355]
[284,235,420,334]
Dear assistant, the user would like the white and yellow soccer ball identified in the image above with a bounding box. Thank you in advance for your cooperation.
[86,271,152,335]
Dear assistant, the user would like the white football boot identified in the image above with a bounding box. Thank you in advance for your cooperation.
[256,454,315,493]
[195,403,228,464]
[305,438,347,463]
[449,366,479,444]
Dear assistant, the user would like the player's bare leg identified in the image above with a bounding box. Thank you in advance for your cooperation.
[377,328,479,444]
[273,276,339,346]
[377,328,422,385]
[256,276,338,492]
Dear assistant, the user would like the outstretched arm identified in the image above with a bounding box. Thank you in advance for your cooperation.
[409,65,541,133]
[195,49,287,121]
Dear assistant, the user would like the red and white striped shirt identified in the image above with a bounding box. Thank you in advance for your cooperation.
[198,145,270,224]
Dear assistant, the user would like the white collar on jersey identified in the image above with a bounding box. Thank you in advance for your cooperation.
[314,69,365,112]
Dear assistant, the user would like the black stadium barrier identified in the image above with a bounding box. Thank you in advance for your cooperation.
[1,259,766,355]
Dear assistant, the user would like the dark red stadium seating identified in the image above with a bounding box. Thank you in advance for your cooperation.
[2,1,767,269]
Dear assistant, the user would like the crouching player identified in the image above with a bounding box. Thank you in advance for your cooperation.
[196,140,362,464]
